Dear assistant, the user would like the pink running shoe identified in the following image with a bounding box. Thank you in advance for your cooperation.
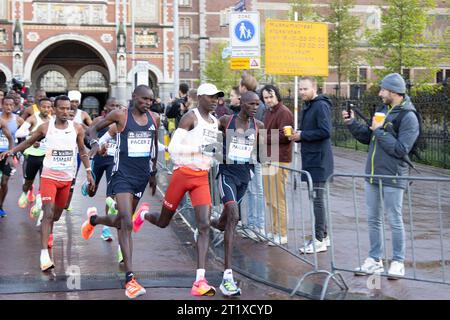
[132,203,150,233]
[190,278,216,296]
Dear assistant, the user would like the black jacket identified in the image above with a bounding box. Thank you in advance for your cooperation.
[297,95,334,182]
[165,96,188,128]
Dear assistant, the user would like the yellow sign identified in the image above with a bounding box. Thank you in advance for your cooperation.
[230,57,250,70]
[265,20,328,76]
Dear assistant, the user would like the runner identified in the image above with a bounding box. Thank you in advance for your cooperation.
[86,97,121,243]
[132,83,223,297]
[211,91,264,296]
[0,95,94,271]
[0,114,15,217]
[20,89,47,121]
[65,90,92,211]
[82,85,159,299]
[15,98,52,209]
[0,95,24,216]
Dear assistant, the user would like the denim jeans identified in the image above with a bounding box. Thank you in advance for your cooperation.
[246,163,265,230]
[365,182,405,262]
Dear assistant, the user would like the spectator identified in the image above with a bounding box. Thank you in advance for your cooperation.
[214,96,231,118]
[165,83,189,129]
[289,77,333,254]
[343,73,419,279]
[261,84,294,246]
[229,86,241,114]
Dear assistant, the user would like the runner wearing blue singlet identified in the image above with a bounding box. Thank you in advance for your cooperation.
[82,85,159,299]
[212,91,264,296]
[0,95,24,216]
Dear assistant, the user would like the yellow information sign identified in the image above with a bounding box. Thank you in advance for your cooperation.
[265,20,328,76]
[230,57,250,70]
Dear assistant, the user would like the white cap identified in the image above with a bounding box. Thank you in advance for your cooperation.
[68,90,81,102]
[197,83,224,97]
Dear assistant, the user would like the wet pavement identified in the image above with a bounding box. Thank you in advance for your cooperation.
[1,147,449,300]
[0,159,301,300]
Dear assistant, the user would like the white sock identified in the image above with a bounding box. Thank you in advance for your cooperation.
[40,249,50,261]
[140,209,147,221]
[196,269,205,282]
[223,269,233,282]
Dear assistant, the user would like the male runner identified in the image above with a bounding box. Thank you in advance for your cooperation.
[82,85,159,299]
[0,95,94,271]
[132,83,223,297]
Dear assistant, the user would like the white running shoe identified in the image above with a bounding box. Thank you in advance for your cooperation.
[299,238,327,254]
[354,257,384,276]
[40,250,54,271]
[387,261,405,280]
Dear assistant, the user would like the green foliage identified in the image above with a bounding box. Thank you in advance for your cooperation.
[288,0,321,21]
[327,0,361,96]
[203,42,240,95]
[366,0,440,83]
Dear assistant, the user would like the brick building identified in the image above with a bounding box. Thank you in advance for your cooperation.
[0,1,448,115]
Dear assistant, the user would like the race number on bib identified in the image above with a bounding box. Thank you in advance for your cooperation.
[48,150,74,171]
[228,136,254,162]
[0,134,9,151]
[128,131,153,157]
[202,128,218,146]
[106,139,117,157]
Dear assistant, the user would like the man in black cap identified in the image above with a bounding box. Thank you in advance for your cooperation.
[342,72,419,280]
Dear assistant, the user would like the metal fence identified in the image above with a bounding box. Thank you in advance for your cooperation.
[325,173,450,286]
[283,93,450,169]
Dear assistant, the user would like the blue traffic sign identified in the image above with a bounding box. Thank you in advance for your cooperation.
[234,20,255,42]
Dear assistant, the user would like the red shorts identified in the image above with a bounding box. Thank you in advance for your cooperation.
[40,177,72,208]
[163,167,211,211]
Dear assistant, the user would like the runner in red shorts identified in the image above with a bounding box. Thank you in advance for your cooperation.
[132,83,223,297]
[0,95,94,271]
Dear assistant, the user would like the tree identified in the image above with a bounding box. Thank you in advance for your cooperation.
[289,0,320,22]
[203,42,240,94]
[327,0,360,97]
[366,0,439,84]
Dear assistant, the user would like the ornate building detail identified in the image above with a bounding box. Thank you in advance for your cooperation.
[26,32,40,42]
[33,3,106,25]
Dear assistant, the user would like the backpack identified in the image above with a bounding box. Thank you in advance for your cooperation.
[392,109,425,161]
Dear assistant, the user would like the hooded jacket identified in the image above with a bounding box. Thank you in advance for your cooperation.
[297,95,334,182]
[347,95,419,189]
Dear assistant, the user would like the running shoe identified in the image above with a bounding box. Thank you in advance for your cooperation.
[0,208,7,218]
[81,181,89,197]
[27,185,35,202]
[101,226,113,242]
[117,245,124,264]
[219,278,241,297]
[66,205,73,213]
[125,278,146,299]
[81,207,98,240]
[190,278,216,296]
[18,192,28,208]
[40,251,54,271]
[106,197,118,216]
[132,202,150,233]
[48,233,54,249]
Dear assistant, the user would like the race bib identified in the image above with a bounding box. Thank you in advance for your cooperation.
[106,139,117,157]
[128,131,153,157]
[228,136,255,162]
[202,128,218,146]
[0,134,9,151]
[48,150,74,171]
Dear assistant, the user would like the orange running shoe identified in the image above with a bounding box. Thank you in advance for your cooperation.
[48,233,54,248]
[190,278,216,296]
[132,202,150,233]
[125,278,146,299]
[81,207,98,240]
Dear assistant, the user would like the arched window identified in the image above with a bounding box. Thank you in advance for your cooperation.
[78,71,108,92]
[82,96,100,118]
[39,70,68,92]
[180,46,192,71]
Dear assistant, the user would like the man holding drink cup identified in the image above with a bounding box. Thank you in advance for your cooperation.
[342,73,419,279]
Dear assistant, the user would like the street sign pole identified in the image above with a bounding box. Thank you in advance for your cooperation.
[294,12,299,153]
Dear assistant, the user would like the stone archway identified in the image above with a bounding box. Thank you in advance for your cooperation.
[24,34,116,86]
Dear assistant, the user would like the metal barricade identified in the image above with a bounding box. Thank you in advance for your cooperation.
[326,173,450,287]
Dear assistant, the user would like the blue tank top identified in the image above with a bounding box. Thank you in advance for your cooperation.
[93,122,114,166]
[219,114,258,183]
[113,108,157,178]
[0,113,18,152]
